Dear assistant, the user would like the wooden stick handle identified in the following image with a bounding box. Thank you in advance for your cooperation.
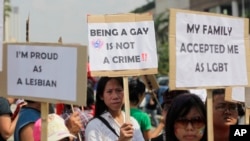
[123,77,130,122]
[206,90,214,141]
[41,102,48,141]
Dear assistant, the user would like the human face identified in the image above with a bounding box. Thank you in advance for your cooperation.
[174,107,205,141]
[213,94,238,128]
[101,78,124,112]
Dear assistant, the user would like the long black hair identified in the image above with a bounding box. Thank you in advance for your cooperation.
[94,77,123,117]
[165,93,207,141]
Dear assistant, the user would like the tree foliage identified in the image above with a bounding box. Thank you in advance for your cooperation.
[154,11,169,76]
[4,0,11,18]
[131,2,169,76]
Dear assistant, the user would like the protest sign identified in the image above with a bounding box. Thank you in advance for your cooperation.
[169,8,250,141]
[0,0,3,71]
[87,13,158,122]
[87,13,158,77]
[141,75,159,91]
[0,42,87,105]
[169,9,250,89]
[245,87,250,108]
[225,87,245,103]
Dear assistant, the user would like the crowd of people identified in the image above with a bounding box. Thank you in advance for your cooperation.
[0,76,246,141]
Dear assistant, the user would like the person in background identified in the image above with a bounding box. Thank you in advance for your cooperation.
[151,89,189,141]
[33,113,76,141]
[144,91,159,127]
[85,77,144,141]
[0,97,26,141]
[212,89,239,141]
[14,100,41,141]
[61,86,95,140]
[83,86,95,116]
[14,100,82,141]
[165,93,207,141]
[129,78,164,141]
[55,103,65,115]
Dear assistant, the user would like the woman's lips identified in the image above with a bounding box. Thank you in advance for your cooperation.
[183,135,196,140]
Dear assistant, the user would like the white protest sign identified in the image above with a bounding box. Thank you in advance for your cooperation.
[0,43,87,105]
[189,89,207,103]
[88,14,158,76]
[225,87,245,103]
[0,0,3,71]
[231,87,245,102]
[173,11,248,88]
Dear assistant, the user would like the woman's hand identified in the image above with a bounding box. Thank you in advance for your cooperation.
[11,101,27,120]
[118,122,134,141]
[65,112,82,135]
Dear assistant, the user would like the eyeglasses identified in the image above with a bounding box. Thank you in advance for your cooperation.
[175,117,205,128]
[215,103,238,112]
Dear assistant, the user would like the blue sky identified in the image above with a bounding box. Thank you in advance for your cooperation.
[10,0,148,45]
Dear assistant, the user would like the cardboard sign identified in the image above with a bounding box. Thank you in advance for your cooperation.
[0,0,3,71]
[245,87,250,108]
[189,89,207,103]
[87,13,158,77]
[224,87,245,103]
[140,75,159,91]
[0,42,87,105]
[169,9,250,89]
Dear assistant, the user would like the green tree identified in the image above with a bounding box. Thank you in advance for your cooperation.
[4,0,11,18]
[154,11,169,76]
[131,2,169,76]
[3,0,11,41]
[131,1,155,13]
[157,42,169,75]
[154,12,168,44]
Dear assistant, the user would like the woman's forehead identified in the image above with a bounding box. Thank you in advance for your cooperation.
[105,79,122,87]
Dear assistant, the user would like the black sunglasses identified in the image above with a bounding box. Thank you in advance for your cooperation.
[175,116,205,128]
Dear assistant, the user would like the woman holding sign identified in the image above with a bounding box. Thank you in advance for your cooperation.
[85,77,144,141]
[165,93,207,141]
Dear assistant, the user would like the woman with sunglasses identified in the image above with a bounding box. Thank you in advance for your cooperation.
[165,93,207,141]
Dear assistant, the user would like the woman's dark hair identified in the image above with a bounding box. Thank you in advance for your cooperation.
[237,103,245,116]
[165,93,207,141]
[129,78,146,105]
[86,86,95,108]
[94,77,123,117]
[163,89,189,105]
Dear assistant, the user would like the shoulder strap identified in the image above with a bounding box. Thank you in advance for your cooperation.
[97,116,119,137]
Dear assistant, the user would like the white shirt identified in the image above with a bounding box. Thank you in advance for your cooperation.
[85,111,144,141]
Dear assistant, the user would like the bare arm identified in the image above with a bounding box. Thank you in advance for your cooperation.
[143,117,165,140]
[20,123,35,141]
[0,114,19,139]
[0,101,27,140]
